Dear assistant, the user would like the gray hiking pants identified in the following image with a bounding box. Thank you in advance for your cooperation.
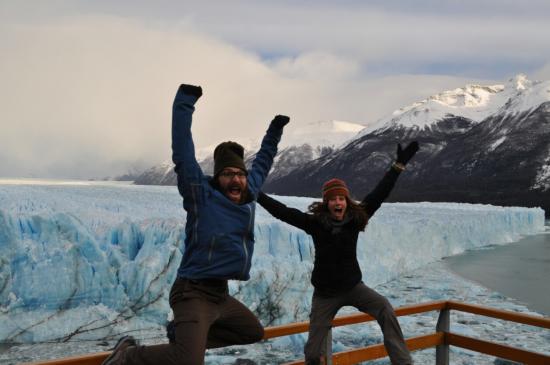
[122,277,264,365]
[304,282,412,365]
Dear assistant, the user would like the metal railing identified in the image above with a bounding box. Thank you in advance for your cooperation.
[22,300,550,365]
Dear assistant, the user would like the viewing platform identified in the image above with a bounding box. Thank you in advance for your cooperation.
[22,300,550,365]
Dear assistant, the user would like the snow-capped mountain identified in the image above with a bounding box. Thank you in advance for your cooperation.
[359,74,549,136]
[263,120,364,181]
[133,142,259,185]
[263,75,550,216]
[132,120,365,185]
[132,162,175,185]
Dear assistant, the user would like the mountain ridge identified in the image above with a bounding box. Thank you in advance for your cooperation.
[130,74,550,216]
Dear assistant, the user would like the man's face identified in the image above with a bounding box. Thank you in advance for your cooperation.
[327,195,347,221]
[217,167,248,203]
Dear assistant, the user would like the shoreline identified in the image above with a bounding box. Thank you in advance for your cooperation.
[443,224,550,315]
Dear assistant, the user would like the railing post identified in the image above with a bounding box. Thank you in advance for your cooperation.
[324,328,333,365]
[436,307,450,365]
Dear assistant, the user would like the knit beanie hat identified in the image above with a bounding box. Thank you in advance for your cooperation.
[213,141,247,176]
[322,178,350,201]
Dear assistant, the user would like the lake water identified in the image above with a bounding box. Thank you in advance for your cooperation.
[444,221,550,315]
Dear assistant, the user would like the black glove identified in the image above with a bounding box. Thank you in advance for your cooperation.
[271,115,290,129]
[178,84,203,98]
[396,141,419,165]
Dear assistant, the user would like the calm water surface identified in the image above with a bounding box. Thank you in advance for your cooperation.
[444,222,550,315]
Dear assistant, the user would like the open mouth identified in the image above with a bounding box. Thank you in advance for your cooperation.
[227,185,242,199]
[334,207,343,214]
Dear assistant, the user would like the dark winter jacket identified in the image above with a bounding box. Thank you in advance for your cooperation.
[257,168,401,294]
[172,88,283,281]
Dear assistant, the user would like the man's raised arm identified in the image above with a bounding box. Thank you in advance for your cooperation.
[247,115,289,194]
[172,84,204,197]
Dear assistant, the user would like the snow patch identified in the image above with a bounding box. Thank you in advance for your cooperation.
[281,120,365,149]
[488,136,506,152]
[355,74,550,138]
[532,150,550,191]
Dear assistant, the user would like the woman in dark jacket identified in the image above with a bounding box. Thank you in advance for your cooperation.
[257,142,419,365]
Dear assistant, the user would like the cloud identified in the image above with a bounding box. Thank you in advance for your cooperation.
[0,17,281,178]
[270,52,361,81]
[533,62,550,81]
[127,1,550,76]
[0,5,544,179]
[5,1,550,71]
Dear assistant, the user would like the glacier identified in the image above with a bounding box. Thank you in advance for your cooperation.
[0,180,547,364]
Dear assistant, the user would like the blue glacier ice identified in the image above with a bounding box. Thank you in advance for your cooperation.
[0,180,546,350]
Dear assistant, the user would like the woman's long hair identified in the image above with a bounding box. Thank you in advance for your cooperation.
[308,197,369,231]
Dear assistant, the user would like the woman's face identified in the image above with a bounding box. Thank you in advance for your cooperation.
[327,195,347,221]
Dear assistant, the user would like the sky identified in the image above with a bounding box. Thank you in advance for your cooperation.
[1,0,550,179]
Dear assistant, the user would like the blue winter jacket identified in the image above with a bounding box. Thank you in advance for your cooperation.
[172,88,283,281]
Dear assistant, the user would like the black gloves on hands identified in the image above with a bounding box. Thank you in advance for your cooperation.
[271,115,290,129]
[396,141,419,165]
[178,84,203,98]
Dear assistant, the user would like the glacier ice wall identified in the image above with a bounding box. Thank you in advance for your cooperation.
[0,182,545,342]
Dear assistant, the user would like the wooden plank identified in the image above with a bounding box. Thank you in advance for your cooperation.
[394,301,448,317]
[265,300,447,340]
[282,333,444,365]
[20,301,448,365]
[448,333,550,365]
[264,320,310,339]
[447,301,550,329]
[21,352,108,365]
[331,301,446,328]
[20,300,550,365]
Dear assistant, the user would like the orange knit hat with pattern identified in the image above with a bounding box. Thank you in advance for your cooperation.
[322,178,350,201]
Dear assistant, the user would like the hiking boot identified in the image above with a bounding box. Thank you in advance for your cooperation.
[102,335,137,365]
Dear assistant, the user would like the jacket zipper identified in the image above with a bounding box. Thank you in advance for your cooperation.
[208,236,216,262]
[191,184,199,247]
[240,204,253,278]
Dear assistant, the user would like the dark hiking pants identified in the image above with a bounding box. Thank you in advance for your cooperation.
[121,277,264,365]
[304,282,412,365]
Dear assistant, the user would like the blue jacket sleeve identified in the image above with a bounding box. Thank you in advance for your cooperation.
[172,87,204,199]
[247,122,284,195]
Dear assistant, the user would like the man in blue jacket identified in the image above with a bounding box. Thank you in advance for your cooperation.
[103,84,289,365]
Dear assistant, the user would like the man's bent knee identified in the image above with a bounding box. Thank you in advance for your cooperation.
[248,324,265,343]
[239,323,264,344]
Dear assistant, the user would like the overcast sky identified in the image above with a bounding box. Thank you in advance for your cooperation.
[1,0,550,179]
